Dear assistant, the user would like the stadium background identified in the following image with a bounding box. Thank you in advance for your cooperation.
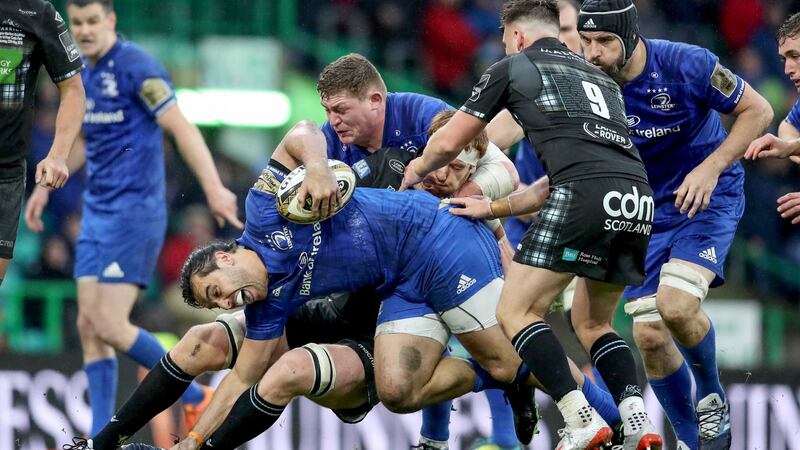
[1,0,800,448]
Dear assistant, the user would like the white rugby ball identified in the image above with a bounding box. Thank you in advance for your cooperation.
[276,159,357,224]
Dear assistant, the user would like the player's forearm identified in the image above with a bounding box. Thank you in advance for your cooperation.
[489,175,550,217]
[49,77,86,160]
[66,135,86,173]
[280,120,329,173]
[707,86,774,172]
[415,132,463,177]
[778,120,800,142]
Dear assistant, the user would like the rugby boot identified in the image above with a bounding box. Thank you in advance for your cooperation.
[556,408,613,450]
[621,421,663,450]
[120,444,164,450]
[410,442,448,450]
[467,437,523,450]
[697,393,731,450]
[183,385,214,431]
[503,382,540,444]
[62,437,93,450]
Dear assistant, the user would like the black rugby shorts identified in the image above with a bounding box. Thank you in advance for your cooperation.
[514,177,653,286]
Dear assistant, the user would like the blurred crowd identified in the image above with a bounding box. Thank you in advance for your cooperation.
[11,0,800,344]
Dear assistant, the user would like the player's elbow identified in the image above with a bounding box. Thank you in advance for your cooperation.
[290,120,320,136]
[744,91,774,133]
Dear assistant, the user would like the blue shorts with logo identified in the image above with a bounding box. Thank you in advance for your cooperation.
[623,193,744,300]
[377,207,502,325]
[74,207,167,287]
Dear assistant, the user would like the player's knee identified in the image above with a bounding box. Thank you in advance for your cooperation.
[479,357,517,385]
[656,262,708,324]
[258,348,316,400]
[75,311,97,338]
[633,322,671,356]
[376,375,420,413]
[656,294,700,326]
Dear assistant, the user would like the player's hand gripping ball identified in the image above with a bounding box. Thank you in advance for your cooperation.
[276,159,356,223]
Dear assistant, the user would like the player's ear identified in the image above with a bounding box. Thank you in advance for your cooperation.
[214,250,234,266]
[515,30,525,52]
[368,91,384,110]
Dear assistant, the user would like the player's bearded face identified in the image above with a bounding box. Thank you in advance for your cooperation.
[67,4,116,60]
[779,37,800,92]
[581,32,626,77]
[421,160,473,197]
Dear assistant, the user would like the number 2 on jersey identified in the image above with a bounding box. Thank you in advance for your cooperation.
[581,81,610,119]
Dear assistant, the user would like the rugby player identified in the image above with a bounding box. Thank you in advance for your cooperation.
[23,0,241,435]
[578,1,773,448]
[402,1,661,448]
[745,13,800,225]
[0,0,85,285]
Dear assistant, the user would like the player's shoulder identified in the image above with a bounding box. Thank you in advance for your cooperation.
[22,0,55,14]
[647,38,715,81]
[114,40,166,73]
[391,92,452,112]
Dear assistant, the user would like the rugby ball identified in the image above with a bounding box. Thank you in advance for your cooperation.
[276,159,356,224]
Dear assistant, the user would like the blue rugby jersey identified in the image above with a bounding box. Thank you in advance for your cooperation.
[505,139,546,248]
[80,38,175,216]
[623,38,746,224]
[321,92,451,165]
[785,98,800,130]
[241,170,439,340]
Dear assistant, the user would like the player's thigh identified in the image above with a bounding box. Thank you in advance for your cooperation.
[0,175,25,266]
[307,343,369,410]
[373,294,448,394]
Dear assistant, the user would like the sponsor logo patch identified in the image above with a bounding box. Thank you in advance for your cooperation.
[388,159,405,175]
[469,73,491,102]
[711,62,737,97]
[456,274,476,294]
[0,48,23,84]
[140,78,173,110]
[58,30,81,62]
[562,248,579,262]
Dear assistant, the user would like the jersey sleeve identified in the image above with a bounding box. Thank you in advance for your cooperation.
[459,59,511,122]
[687,47,745,115]
[514,140,546,185]
[128,53,176,118]
[320,122,344,159]
[36,1,84,82]
[243,298,289,340]
[786,100,800,130]
[355,147,414,189]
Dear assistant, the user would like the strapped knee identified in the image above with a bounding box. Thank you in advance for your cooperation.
[624,295,661,323]
[659,262,709,301]
[302,343,337,397]
[215,313,245,369]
